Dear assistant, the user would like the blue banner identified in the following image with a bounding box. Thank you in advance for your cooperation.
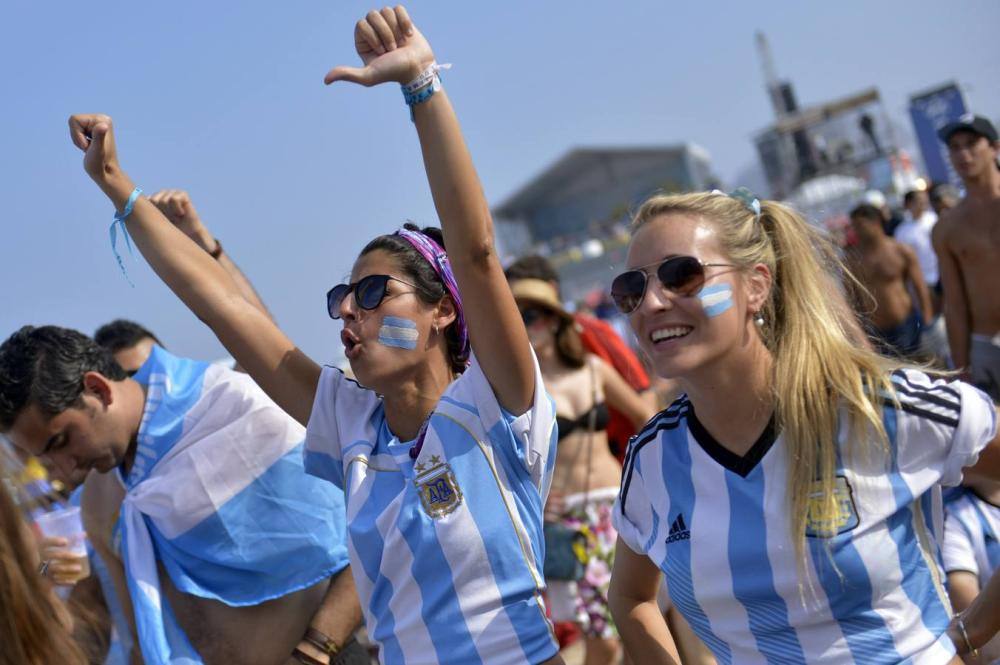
[909,83,968,186]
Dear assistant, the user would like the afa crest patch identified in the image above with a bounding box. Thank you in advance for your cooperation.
[414,455,463,518]
[805,475,859,537]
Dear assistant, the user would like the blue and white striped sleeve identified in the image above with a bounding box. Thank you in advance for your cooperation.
[891,369,998,489]
[613,441,657,556]
[466,351,557,492]
[304,366,378,489]
[941,498,979,576]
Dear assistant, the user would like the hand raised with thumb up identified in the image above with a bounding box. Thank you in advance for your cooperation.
[324,6,434,88]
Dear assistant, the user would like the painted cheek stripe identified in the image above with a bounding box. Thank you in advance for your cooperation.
[698,284,734,317]
[378,316,420,350]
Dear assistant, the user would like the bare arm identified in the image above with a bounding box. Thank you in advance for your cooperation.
[596,357,656,429]
[148,189,274,374]
[608,538,681,664]
[293,567,363,664]
[948,565,1000,657]
[67,115,320,425]
[899,243,934,325]
[323,7,535,415]
[148,189,274,322]
[933,219,971,370]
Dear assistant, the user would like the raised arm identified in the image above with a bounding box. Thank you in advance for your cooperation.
[324,7,535,414]
[148,189,274,322]
[596,357,656,429]
[148,189,275,374]
[67,115,319,424]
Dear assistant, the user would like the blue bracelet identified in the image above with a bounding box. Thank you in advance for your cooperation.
[401,75,442,121]
[109,187,142,286]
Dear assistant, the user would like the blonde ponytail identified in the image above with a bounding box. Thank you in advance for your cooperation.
[631,193,901,565]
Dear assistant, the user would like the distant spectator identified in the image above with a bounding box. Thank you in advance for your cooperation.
[933,114,1000,400]
[505,256,658,459]
[846,204,934,358]
[861,189,904,236]
[897,189,940,292]
[929,183,961,216]
[93,319,163,375]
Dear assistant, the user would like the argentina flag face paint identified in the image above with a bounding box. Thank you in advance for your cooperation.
[697,283,734,317]
[378,316,420,350]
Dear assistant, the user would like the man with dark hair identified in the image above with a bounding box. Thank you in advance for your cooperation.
[933,114,1000,399]
[847,204,934,358]
[0,325,364,664]
[93,319,163,375]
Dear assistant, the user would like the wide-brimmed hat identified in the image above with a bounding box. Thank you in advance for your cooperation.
[509,279,574,323]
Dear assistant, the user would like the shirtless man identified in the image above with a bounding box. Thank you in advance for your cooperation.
[0,326,365,665]
[932,115,1000,400]
[847,203,934,358]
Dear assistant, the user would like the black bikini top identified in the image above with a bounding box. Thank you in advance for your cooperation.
[556,403,610,441]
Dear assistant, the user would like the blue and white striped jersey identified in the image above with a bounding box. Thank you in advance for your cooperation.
[614,369,997,664]
[304,353,559,665]
[943,488,1000,588]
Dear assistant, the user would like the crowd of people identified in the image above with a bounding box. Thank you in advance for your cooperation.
[1,6,999,665]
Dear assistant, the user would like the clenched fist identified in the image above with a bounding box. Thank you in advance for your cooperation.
[324,6,434,88]
[148,190,216,253]
[68,114,121,185]
[68,114,135,207]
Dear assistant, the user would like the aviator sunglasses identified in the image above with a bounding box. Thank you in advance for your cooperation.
[610,255,734,314]
[326,274,420,319]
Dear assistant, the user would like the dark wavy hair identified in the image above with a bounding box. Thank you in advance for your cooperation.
[360,223,468,374]
[0,326,127,429]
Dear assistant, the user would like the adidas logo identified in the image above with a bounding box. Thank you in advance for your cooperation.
[666,514,690,544]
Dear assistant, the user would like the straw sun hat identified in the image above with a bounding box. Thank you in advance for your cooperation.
[508,279,574,323]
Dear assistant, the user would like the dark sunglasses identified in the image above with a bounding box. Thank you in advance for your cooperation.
[326,274,419,320]
[519,306,552,327]
[610,256,734,314]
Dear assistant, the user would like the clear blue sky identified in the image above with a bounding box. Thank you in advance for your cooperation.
[2,0,997,364]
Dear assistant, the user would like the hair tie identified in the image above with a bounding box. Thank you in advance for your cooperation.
[394,228,470,365]
[712,187,761,221]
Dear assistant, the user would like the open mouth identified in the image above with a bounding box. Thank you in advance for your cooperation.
[341,330,361,359]
[650,326,693,345]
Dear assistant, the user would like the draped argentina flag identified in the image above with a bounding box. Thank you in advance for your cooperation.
[118,347,350,664]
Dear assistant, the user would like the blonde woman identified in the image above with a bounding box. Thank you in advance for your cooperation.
[607,189,1000,663]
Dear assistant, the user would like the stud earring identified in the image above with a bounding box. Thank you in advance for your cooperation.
[754,311,765,327]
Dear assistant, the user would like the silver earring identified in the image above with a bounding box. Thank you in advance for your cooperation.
[433,323,440,335]
[754,312,765,327]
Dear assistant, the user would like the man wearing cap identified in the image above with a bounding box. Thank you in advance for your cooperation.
[933,114,1000,400]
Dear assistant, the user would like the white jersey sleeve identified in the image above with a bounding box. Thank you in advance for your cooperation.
[890,369,997,489]
[942,498,980,576]
[303,366,380,488]
[464,350,557,496]
[613,420,667,556]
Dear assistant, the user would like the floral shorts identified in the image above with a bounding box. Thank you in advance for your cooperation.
[546,487,619,639]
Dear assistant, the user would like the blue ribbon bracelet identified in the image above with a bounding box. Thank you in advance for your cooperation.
[109,187,142,286]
